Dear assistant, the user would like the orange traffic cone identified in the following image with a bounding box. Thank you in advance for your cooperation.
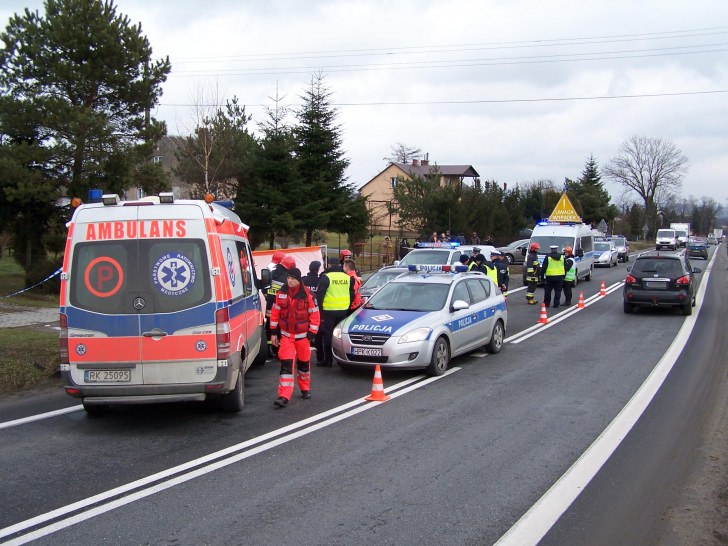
[538,303,549,324]
[365,364,390,402]
[577,291,585,308]
[599,281,607,296]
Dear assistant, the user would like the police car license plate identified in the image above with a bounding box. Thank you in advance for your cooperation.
[84,370,131,383]
[351,347,383,357]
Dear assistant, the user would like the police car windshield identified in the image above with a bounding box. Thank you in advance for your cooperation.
[530,236,573,252]
[362,269,406,290]
[366,281,449,312]
[594,242,611,251]
[398,250,451,266]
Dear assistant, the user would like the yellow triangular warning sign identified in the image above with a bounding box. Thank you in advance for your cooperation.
[549,193,582,223]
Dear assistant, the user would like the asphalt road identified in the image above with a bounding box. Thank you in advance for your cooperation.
[0,245,725,545]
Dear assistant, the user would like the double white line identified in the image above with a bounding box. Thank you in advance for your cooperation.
[0,369,459,545]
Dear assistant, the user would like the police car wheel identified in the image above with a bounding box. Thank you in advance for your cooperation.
[426,337,450,376]
[486,321,505,354]
[219,370,244,412]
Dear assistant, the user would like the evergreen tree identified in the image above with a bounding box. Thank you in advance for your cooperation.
[295,72,353,246]
[235,95,297,250]
[0,0,170,275]
[628,203,642,240]
[567,155,618,225]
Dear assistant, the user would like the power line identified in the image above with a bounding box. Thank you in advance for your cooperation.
[157,89,728,109]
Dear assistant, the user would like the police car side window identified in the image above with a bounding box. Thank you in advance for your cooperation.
[466,279,488,303]
[451,281,471,305]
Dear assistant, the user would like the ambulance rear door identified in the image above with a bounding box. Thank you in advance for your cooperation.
[136,203,217,385]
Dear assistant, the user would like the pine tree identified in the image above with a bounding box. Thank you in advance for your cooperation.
[571,155,618,225]
[295,72,353,246]
[0,0,169,275]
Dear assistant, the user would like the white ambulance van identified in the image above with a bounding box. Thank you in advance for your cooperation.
[527,222,595,284]
[60,193,271,414]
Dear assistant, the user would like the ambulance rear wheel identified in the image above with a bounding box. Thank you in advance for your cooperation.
[426,337,450,376]
[219,370,244,412]
[82,399,108,416]
[252,340,268,367]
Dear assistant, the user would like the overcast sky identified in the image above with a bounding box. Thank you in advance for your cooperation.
[3,1,727,207]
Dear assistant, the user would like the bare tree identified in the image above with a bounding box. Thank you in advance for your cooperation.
[604,136,688,236]
[385,143,422,164]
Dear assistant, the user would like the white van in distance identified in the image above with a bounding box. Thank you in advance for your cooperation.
[655,228,678,251]
[527,222,595,284]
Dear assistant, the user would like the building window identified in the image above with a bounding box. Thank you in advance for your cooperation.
[153,155,162,163]
[390,177,398,188]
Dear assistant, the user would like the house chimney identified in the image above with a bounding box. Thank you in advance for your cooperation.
[412,159,419,166]
[421,158,428,166]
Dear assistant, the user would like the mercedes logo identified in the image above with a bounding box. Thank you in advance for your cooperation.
[133,297,146,310]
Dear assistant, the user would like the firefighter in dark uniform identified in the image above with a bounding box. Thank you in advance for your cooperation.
[302,260,323,363]
[316,258,354,367]
[266,255,295,356]
[524,242,541,305]
[540,245,565,308]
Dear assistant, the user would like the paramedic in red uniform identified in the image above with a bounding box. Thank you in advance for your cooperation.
[270,267,320,408]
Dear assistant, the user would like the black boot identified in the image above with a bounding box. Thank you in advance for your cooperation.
[274,397,288,408]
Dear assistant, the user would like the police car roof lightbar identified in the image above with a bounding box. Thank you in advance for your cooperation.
[407,264,469,273]
[415,241,460,248]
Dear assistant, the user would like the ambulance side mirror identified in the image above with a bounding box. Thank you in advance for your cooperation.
[257,268,272,290]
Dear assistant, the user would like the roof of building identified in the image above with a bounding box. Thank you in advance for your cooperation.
[391,162,480,178]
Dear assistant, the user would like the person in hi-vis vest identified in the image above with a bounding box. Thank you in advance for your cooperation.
[540,245,565,308]
[316,259,354,367]
[561,246,576,307]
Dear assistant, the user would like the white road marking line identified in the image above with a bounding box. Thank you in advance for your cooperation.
[0,370,457,544]
[494,249,718,546]
[0,406,82,430]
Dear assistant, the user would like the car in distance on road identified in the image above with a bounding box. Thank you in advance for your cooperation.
[594,240,618,267]
[359,266,409,305]
[332,264,507,376]
[623,253,701,315]
[707,233,717,246]
[496,238,529,265]
[687,236,709,260]
[611,235,630,262]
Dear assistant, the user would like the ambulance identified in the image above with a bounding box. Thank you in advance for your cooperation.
[59,193,271,414]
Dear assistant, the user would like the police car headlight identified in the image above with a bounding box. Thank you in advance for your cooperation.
[398,327,431,344]
[333,325,342,340]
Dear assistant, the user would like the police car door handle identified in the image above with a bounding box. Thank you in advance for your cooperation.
[143,328,168,337]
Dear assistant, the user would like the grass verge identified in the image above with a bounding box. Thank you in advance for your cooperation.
[0,327,60,394]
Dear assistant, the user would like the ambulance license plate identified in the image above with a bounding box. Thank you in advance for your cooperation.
[84,370,131,383]
[351,347,383,357]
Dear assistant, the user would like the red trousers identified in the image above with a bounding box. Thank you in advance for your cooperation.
[277,336,311,399]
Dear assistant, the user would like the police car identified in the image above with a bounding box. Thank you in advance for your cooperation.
[332,265,507,376]
[394,241,497,267]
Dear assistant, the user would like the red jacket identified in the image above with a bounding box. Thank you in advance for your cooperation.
[346,270,362,310]
[270,284,320,339]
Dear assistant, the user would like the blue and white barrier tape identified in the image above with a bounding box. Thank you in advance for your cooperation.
[1,268,62,299]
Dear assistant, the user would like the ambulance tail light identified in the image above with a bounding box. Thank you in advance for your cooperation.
[59,313,69,364]
[215,308,231,359]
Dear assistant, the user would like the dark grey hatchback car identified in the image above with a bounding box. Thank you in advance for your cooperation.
[623,253,701,315]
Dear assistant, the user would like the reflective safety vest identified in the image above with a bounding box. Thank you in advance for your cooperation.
[544,255,565,277]
[322,271,351,311]
[482,263,499,285]
[270,286,320,338]
[564,257,576,282]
